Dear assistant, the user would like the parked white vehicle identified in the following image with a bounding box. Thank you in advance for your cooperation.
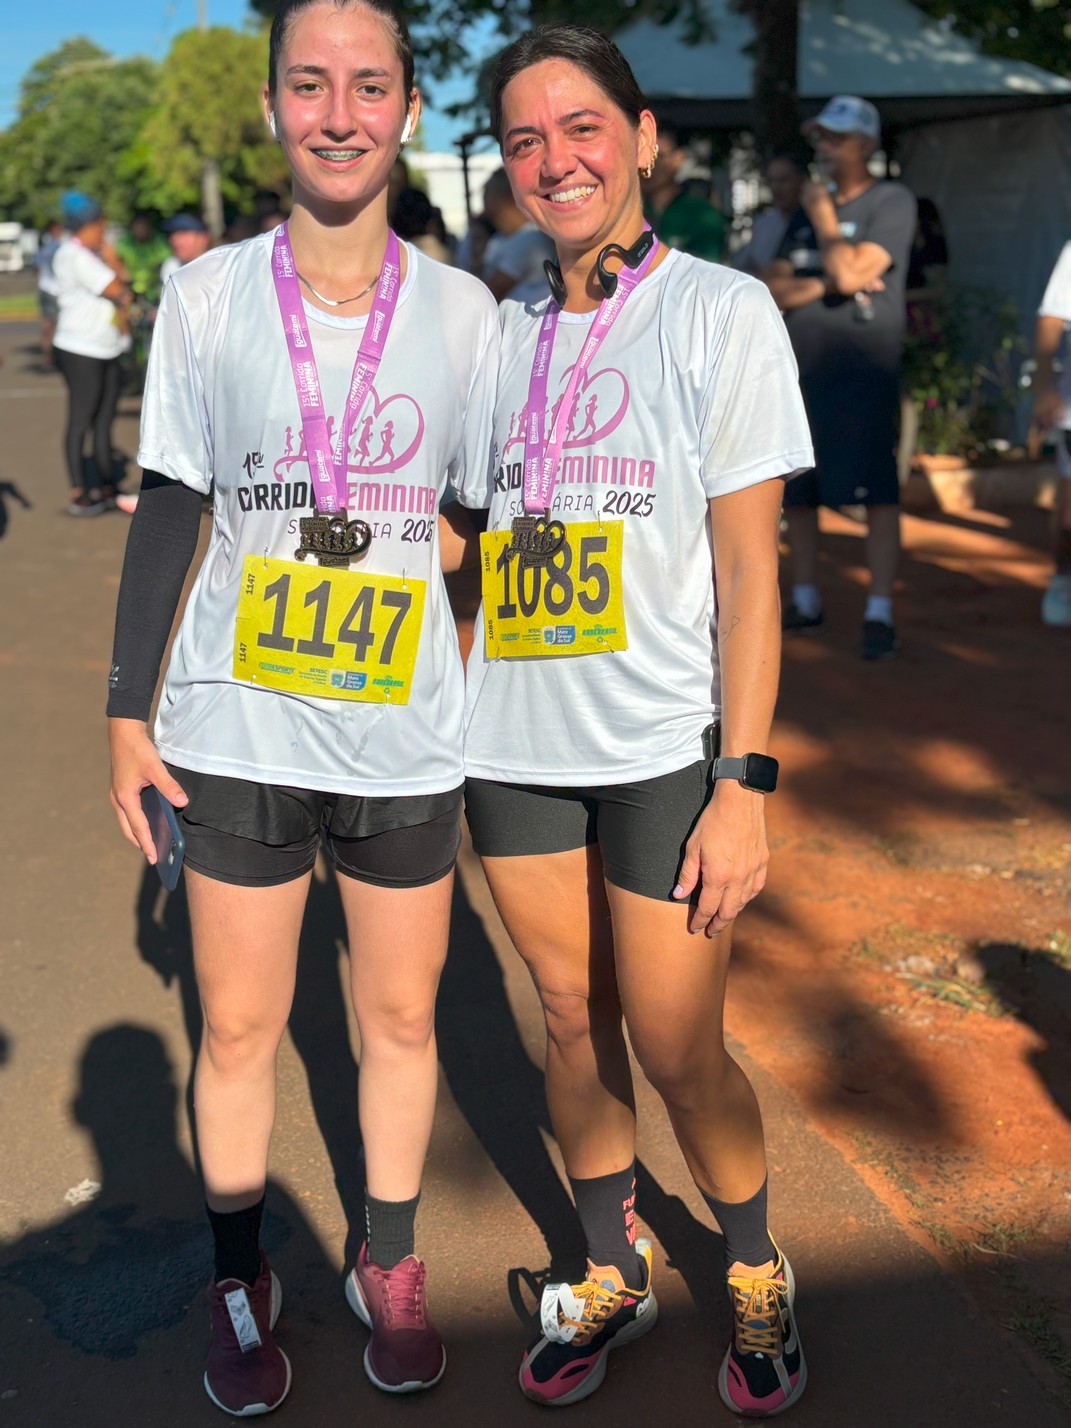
[0,223,26,272]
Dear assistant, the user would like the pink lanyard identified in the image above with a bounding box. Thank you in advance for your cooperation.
[522,233,659,515]
[271,223,402,514]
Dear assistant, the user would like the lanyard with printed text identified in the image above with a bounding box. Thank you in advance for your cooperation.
[271,223,402,560]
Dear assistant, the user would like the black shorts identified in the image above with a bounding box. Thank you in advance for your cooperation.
[165,764,462,889]
[784,371,900,510]
[465,759,715,903]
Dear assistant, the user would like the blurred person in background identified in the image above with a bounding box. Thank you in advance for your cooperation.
[117,213,171,309]
[455,206,496,277]
[761,96,916,660]
[387,155,410,222]
[160,214,212,286]
[732,154,807,275]
[642,123,726,262]
[1032,241,1071,626]
[52,191,131,516]
[392,186,452,263]
[224,212,260,245]
[481,166,555,304]
[33,218,63,370]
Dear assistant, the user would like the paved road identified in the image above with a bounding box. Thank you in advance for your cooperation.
[0,320,1065,1426]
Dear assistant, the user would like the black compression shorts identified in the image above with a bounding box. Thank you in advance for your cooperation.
[465,758,716,903]
[166,764,462,889]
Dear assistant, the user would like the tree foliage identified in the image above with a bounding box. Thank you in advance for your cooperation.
[915,1,1071,78]
[127,27,288,216]
[0,40,159,227]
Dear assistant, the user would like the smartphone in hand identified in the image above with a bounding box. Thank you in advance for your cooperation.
[139,786,186,891]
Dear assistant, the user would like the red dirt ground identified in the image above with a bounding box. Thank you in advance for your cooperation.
[449,498,1071,1393]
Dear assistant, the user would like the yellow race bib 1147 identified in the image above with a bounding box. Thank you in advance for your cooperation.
[480,520,627,659]
[233,556,425,703]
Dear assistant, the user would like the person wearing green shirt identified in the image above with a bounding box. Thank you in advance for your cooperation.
[643,124,726,263]
[116,214,171,308]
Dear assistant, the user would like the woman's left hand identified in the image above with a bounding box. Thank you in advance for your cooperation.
[672,781,769,938]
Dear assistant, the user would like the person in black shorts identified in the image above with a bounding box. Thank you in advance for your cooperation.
[107,0,497,1414]
[761,96,916,660]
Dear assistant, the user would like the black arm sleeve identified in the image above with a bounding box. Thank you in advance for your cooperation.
[106,471,205,720]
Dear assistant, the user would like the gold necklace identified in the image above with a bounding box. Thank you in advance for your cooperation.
[295,270,378,307]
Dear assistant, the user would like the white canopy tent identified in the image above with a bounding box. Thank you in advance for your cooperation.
[617,0,1071,349]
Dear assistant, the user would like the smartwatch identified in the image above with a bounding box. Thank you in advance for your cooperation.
[712,753,779,794]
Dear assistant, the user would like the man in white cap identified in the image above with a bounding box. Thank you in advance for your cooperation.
[760,96,917,660]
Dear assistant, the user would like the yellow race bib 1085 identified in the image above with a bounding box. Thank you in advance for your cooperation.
[480,520,627,659]
[233,556,425,703]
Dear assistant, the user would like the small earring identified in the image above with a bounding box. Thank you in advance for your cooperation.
[640,145,658,179]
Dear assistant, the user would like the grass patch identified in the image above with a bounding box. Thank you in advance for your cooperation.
[0,293,37,320]
[1005,1303,1071,1380]
[897,973,1008,1018]
[1047,930,1071,968]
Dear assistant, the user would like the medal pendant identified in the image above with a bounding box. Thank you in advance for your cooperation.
[507,512,566,568]
[294,514,373,568]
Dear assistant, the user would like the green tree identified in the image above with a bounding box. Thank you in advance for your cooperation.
[0,40,158,227]
[915,1,1071,78]
[128,26,288,218]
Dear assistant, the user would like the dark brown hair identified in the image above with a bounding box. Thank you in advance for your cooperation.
[269,0,415,97]
[489,25,647,145]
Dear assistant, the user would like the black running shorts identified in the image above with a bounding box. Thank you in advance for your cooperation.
[465,759,715,903]
[165,764,462,889]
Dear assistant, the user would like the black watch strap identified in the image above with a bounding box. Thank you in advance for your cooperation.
[712,753,779,793]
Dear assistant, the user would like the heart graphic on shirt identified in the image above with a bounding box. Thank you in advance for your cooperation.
[271,386,425,482]
[559,365,630,449]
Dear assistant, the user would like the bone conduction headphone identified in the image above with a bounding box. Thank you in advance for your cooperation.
[542,228,656,306]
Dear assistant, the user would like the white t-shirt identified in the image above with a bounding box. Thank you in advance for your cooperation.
[140,232,498,797]
[1038,241,1071,438]
[462,250,813,786]
[52,238,125,360]
[485,224,556,306]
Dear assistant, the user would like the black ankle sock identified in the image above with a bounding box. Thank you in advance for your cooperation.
[568,1163,643,1283]
[207,1197,264,1286]
[701,1177,776,1271]
[365,1191,420,1270]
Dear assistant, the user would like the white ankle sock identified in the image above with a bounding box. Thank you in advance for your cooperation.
[791,584,822,618]
[864,595,894,625]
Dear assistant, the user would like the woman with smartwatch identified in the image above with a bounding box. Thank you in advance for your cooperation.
[107,0,497,1413]
[453,25,812,1418]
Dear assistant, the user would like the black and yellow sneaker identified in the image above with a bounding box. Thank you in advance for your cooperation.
[717,1246,806,1417]
[519,1238,657,1406]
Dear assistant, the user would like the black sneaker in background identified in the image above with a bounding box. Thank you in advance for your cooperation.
[861,620,900,660]
[66,493,106,517]
[782,603,824,632]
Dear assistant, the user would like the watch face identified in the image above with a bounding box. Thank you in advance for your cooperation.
[743,754,778,793]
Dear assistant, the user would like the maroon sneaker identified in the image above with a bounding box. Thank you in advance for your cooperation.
[345,1243,446,1393]
[204,1254,291,1417]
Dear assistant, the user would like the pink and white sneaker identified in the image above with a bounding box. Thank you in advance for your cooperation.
[717,1247,806,1417]
[204,1254,291,1417]
[345,1243,445,1393]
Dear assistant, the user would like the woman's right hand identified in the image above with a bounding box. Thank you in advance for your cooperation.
[108,718,188,861]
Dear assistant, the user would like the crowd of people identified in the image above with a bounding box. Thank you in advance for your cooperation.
[18,0,1059,1422]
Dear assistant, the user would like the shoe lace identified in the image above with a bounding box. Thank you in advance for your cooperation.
[726,1270,787,1357]
[373,1261,427,1328]
[554,1279,622,1345]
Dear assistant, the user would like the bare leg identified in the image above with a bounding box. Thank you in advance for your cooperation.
[865,503,901,601]
[187,869,310,1211]
[608,885,767,1205]
[784,506,820,589]
[481,847,636,1180]
[339,870,453,1202]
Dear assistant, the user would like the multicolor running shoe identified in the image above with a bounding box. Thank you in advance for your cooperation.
[345,1243,445,1393]
[717,1247,806,1417]
[203,1254,291,1417]
[519,1238,658,1406]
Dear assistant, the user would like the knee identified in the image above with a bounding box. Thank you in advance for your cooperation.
[540,986,619,1057]
[360,1000,436,1056]
[630,1031,729,1110]
[201,1008,284,1074]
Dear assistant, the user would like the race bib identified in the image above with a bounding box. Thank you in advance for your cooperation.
[480,520,627,659]
[233,556,425,703]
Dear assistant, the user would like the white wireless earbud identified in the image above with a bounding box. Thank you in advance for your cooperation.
[400,115,413,146]
[268,112,278,140]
